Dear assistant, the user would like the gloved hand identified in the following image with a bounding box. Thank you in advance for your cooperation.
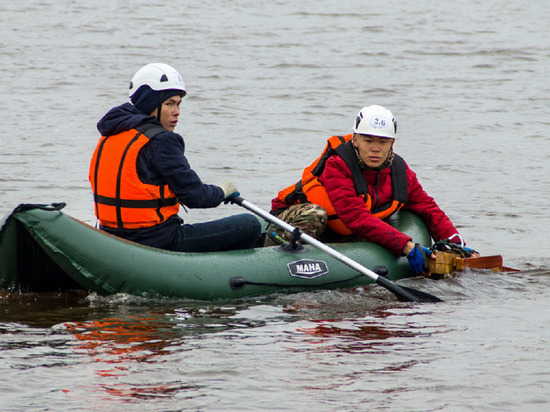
[407,244,432,275]
[217,180,240,204]
[441,234,479,257]
[458,246,478,257]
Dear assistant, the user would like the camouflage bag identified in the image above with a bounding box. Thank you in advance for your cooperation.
[264,203,328,246]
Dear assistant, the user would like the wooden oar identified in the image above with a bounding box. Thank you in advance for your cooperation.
[427,251,520,276]
[231,196,442,303]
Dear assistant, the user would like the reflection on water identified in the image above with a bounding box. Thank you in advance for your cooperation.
[63,313,189,401]
[65,316,176,365]
[55,296,440,403]
[0,290,90,327]
[1,267,550,410]
[295,316,419,355]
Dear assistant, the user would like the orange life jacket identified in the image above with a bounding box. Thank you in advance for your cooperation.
[89,123,180,232]
[276,134,408,235]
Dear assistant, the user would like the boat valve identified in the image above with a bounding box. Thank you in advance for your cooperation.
[229,276,246,290]
[373,265,388,277]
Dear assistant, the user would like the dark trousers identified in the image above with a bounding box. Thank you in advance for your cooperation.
[171,213,261,252]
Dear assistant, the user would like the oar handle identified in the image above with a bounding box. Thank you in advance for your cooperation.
[231,195,245,206]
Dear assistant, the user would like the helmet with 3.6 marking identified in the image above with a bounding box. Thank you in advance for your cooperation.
[353,105,397,138]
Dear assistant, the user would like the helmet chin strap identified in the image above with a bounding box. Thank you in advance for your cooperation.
[156,90,165,123]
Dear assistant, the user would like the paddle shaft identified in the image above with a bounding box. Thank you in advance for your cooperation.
[235,197,381,282]
[231,196,442,302]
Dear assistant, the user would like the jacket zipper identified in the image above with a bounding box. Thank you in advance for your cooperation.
[371,171,380,208]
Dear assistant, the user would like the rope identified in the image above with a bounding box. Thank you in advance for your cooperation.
[431,240,477,258]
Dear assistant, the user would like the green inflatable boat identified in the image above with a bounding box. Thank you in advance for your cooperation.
[0,202,432,300]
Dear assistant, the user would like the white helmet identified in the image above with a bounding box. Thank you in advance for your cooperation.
[353,105,397,138]
[129,63,187,98]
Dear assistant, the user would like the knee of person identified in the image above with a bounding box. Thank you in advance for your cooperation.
[239,213,262,233]
[250,215,262,234]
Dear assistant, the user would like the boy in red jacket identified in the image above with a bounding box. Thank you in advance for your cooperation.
[269,105,475,275]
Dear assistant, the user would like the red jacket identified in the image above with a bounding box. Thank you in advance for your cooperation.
[272,153,458,256]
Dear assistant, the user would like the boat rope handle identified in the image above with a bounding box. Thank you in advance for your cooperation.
[229,265,389,291]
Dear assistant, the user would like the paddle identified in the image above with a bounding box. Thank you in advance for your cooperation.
[231,196,442,303]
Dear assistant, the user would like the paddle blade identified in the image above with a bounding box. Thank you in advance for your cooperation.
[376,276,443,303]
[400,285,443,303]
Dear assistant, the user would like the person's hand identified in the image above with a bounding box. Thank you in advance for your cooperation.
[460,246,479,257]
[406,244,433,275]
[218,180,240,204]
[443,234,480,257]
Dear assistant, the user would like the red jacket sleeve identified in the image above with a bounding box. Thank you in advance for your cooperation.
[402,165,459,242]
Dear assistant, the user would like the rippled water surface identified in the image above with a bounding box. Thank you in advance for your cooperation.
[1,0,549,410]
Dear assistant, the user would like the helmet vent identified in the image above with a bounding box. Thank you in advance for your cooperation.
[355,115,361,129]
[352,105,396,138]
[129,63,186,97]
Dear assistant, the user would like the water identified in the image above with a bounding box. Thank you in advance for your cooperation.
[1,0,549,410]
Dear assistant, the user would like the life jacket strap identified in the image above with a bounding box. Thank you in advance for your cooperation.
[93,194,178,208]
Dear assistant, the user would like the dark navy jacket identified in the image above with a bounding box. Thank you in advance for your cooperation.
[95,103,224,249]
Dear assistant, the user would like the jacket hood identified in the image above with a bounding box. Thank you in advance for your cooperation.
[97,102,157,137]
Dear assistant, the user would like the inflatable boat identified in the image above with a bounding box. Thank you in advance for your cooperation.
[0,203,431,300]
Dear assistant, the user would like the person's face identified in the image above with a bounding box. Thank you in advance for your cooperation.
[352,134,394,168]
[152,95,182,131]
